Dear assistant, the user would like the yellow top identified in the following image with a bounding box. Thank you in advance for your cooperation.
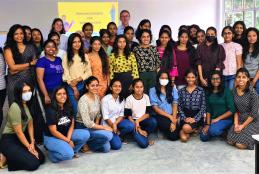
[109,53,139,79]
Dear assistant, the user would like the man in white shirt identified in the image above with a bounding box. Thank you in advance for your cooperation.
[117,10,131,35]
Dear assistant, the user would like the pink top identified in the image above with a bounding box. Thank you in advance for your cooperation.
[157,46,176,77]
[221,42,242,76]
[157,47,165,60]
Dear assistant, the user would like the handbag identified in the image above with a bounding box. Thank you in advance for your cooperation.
[170,48,179,77]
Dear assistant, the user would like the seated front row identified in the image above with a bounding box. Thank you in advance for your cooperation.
[2,68,258,169]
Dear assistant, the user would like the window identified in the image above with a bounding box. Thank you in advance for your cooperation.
[225,0,259,28]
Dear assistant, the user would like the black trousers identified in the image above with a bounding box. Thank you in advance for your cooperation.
[0,88,6,128]
[0,134,45,171]
[114,72,133,99]
[154,114,180,141]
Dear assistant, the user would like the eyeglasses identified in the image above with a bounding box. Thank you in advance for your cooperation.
[211,78,220,81]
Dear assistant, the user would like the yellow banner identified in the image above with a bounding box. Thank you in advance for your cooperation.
[58,2,118,33]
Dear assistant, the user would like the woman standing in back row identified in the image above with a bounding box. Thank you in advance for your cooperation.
[133,29,161,94]
[196,27,226,88]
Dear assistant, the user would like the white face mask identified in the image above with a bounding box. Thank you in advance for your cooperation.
[159,79,169,86]
[22,92,32,102]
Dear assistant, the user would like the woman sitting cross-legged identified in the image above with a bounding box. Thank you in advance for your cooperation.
[178,69,206,142]
[76,76,113,152]
[125,78,157,148]
[0,82,45,171]
[44,86,90,163]
[101,78,134,150]
[227,68,259,150]
[149,70,180,141]
[200,70,235,142]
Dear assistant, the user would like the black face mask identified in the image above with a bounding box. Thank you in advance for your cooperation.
[206,36,216,42]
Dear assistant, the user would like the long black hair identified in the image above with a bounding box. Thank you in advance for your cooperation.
[243,27,259,61]
[13,81,33,121]
[100,29,111,38]
[22,25,32,44]
[31,28,44,48]
[48,31,60,40]
[233,21,246,40]
[208,70,224,97]
[135,19,151,39]
[236,68,251,93]
[155,70,173,104]
[189,24,200,44]
[84,76,99,93]
[106,78,124,103]
[156,25,175,46]
[50,18,66,34]
[131,78,144,94]
[157,30,174,73]
[112,35,131,60]
[89,36,109,76]
[107,22,117,36]
[221,26,235,38]
[206,27,219,53]
[184,68,198,84]
[176,29,196,62]
[136,29,152,44]
[124,26,134,35]
[43,39,57,55]
[4,24,26,64]
[50,86,72,117]
[66,33,86,66]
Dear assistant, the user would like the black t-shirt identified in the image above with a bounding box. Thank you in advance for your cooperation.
[45,106,73,137]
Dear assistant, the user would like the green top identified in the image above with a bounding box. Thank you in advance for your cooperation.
[3,102,32,134]
[206,88,235,119]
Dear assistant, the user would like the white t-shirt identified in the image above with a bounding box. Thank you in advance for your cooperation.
[125,94,150,120]
[101,94,125,126]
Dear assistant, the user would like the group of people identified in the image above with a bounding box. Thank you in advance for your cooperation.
[0,9,258,172]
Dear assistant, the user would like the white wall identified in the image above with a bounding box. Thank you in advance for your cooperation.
[120,0,222,40]
[0,0,223,44]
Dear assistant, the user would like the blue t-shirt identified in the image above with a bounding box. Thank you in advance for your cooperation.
[149,86,178,115]
[36,56,63,93]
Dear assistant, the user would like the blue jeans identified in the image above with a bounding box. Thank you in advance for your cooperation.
[133,117,157,148]
[110,119,134,150]
[67,81,85,118]
[44,129,90,163]
[256,80,259,94]
[223,75,235,90]
[200,119,233,142]
[75,122,113,153]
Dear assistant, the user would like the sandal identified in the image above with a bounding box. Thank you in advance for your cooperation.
[80,145,92,153]
[0,154,7,169]
[73,154,80,158]
[148,140,155,146]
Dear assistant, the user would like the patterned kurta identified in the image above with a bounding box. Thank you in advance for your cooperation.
[133,45,161,73]
[88,53,109,98]
[178,86,206,122]
[227,87,259,149]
